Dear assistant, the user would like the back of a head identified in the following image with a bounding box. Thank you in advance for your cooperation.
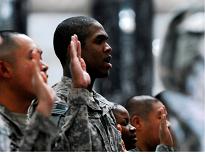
[112,104,128,121]
[125,95,158,120]
[0,30,19,62]
[159,5,204,96]
[53,16,97,67]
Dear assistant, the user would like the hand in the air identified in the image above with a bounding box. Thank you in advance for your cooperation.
[69,34,91,88]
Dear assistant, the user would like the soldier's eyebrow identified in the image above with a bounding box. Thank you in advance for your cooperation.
[96,34,108,41]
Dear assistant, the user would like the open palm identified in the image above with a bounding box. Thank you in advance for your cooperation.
[69,34,91,88]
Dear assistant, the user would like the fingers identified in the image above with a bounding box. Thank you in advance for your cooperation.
[164,107,168,116]
[69,34,91,88]
[69,34,81,60]
[80,58,86,71]
[117,124,123,133]
[69,37,77,59]
[31,50,46,86]
[76,37,81,59]
[160,113,167,129]
[159,107,170,127]
[159,107,173,146]
[159,107,168,129]
[29,49,55,117]
[159,106,166,115]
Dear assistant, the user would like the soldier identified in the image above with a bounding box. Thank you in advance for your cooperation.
[125,95,174,151]
[0,31,56,151]
[51,16,123,151]
[112,104,137,151]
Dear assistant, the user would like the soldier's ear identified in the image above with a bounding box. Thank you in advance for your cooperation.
[131,115,142,130]
[0,60,13,78]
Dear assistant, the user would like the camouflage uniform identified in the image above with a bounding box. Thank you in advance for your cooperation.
[51,76,123,151]
[0,104,56,151]
[129,144,175,152]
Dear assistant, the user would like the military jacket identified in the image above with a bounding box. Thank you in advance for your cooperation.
[129,144,175,152]
[0,104,56,151]
[51,76,123,151]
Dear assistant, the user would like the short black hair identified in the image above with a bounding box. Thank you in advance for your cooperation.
[112,103,125,119]
[125,95,159,120]
[53,16,97,67]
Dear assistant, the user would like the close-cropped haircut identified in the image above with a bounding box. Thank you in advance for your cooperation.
[0,30,19,61]
[53,16,97,67]
[112,103,124,118]
[125,95,159,120]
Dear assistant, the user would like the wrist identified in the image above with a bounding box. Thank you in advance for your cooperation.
[35,98,54,117]
[36,104,51,117]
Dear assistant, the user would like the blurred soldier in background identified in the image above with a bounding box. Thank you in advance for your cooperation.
[158,3,205,151]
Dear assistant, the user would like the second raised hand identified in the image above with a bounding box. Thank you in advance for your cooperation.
[159,107,173,147]
[31,50,55,117]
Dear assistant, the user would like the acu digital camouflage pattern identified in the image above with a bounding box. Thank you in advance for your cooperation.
[51,76,123,151]
[129,144,175,152]
[0,104,56,151]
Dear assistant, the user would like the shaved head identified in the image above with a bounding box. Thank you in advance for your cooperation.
[125,95,159,120]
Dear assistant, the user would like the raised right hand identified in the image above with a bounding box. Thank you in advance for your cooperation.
[69,34,91,88]
[159,107,173,147]
[31,50,55,117]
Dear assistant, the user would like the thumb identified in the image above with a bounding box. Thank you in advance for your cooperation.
[117,124,123,133]
[160,114,167,129]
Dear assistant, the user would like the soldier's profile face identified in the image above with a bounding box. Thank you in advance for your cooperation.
[81,22,112,78]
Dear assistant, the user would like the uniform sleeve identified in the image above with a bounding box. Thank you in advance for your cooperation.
[0,127,11,151]
[19,112,57,151]
[156,144,175,152]
[52,88,94,151]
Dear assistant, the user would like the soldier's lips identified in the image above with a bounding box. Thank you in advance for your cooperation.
[104,55,112,63]
[104,55,112,69]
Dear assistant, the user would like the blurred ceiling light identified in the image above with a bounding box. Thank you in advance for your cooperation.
[118,8,136,34]
[0,0,13,19]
